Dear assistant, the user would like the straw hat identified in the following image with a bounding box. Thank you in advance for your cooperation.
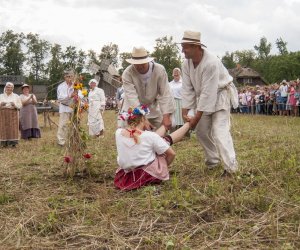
[21,83,30,89]
[126,47,154,64]
[180,30,206,47]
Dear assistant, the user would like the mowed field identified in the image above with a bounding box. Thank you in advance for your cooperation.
[0,111,300,249]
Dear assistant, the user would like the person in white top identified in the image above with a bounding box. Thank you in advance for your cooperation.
[0,82,22,147]
[180,30,238,176]
[114,105,191,191]
[87,79,106,137]
[169,68,184,128]
[56,69,82,146]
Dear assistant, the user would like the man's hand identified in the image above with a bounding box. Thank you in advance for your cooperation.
[189,111,203,129]
[162,114,172,130]
[143,118,154,131]
[182,108,190,123]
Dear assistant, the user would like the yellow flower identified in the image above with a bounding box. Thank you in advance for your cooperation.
[81,89,88,96]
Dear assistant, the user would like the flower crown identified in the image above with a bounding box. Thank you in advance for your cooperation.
[119,105,150,122]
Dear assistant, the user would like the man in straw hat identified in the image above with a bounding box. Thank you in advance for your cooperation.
[180,30,238,176]
[121,46,175,130]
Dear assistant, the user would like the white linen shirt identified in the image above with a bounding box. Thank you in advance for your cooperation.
[181,49,233,113]
[122,62,175,119]
[115,128,169,170]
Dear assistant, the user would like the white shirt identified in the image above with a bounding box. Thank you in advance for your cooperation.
[139,63,153,85]
[279,85,288,97]
[57,81,83,113]
[169,78,182,99]
[115,128,169,170]
[181,49,233,113]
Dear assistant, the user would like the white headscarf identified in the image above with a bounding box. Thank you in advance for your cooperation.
[4,82,14,93]
[88,79,99,87]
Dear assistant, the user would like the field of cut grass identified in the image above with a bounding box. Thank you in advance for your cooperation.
[0,111,300,249]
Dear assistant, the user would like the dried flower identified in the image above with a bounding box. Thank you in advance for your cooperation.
[64,156,72,163]
[83,153,92,159]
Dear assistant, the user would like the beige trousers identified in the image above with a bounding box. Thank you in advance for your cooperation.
[57,112,72,145]
[195,109,238,173]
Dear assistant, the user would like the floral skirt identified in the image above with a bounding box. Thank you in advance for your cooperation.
[114,155,169,191]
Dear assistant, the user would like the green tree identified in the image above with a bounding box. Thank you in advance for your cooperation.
[0,30,25,75]
[254,36,272,59]
[151,36,181,80]
[63,46,78,71]
[76,49,87,73]
[26,33,50,84]
[275,37,288,55]
[119,52,131,75]
[234,50,256,67]
[221,51,236,69]
[86,49,101,74]
[99,43,119,67]
[47,44,64,99]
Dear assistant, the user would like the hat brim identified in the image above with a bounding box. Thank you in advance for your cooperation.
[126,57,154,65]
[179,40,207,48]
[21,84,30,89]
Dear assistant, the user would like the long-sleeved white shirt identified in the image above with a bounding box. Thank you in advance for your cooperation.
[57,81,83,113]
[122,62,175,119]
[181,49,233,113]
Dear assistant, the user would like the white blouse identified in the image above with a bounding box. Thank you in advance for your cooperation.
[115,128,169,170]
[0,92,22,109]
[169,79,183,99]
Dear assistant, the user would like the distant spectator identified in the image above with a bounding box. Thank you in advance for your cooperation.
[19,84,41,140]
[0,82,22,147]
[87,79,106,137]
[279,80,288,116]
[169,68,184,128]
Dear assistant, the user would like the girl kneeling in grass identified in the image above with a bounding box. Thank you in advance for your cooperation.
[114,105,190,191]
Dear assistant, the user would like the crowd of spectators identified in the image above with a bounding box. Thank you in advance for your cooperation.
[235,79,300,117]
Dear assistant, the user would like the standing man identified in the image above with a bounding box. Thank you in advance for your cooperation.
[56,69,77,146]
[180,30,238,175]
[122,47,175,130]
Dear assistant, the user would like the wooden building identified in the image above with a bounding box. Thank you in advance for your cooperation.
[229,66,266,86]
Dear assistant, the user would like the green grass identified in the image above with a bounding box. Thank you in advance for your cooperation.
[0,112,299,249]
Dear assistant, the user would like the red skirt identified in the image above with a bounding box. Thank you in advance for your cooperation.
[114,168,162,191]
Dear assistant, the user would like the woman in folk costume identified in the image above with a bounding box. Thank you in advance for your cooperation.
[87,79,106,137]
[114,105,191,191]
[19,84,41,139]
[0,82,22,147]
[169,68,184,129]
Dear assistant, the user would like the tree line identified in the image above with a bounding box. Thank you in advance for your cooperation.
[0,30,299,89]
[222,37,300,83]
